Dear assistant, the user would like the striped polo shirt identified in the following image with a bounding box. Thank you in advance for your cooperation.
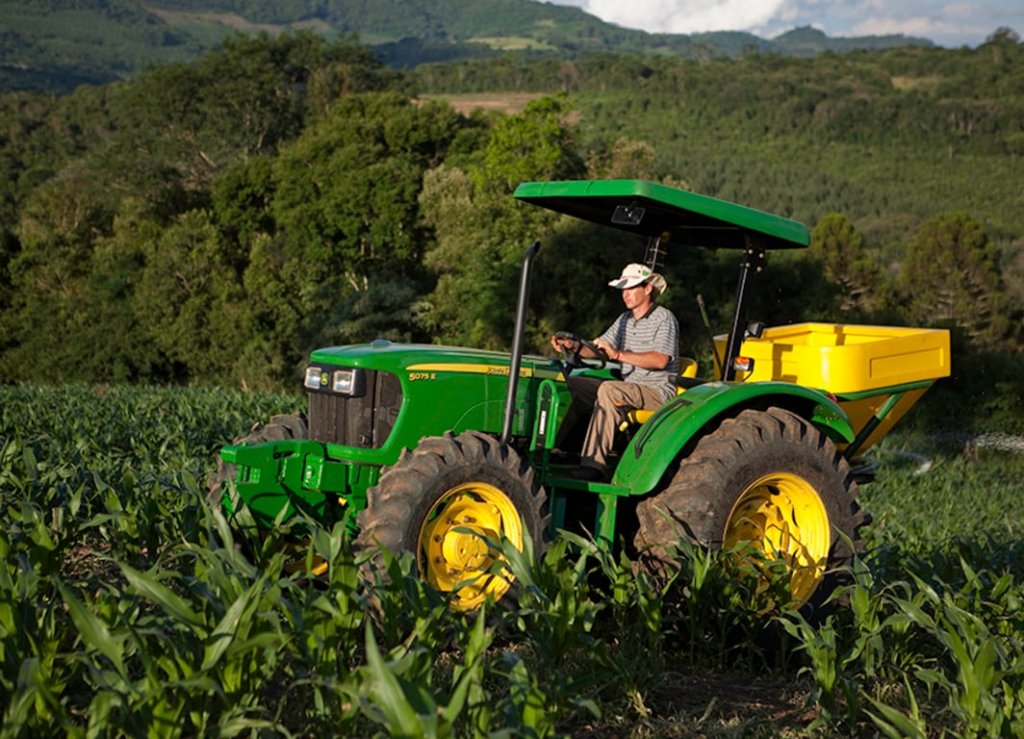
[598,304,680,401]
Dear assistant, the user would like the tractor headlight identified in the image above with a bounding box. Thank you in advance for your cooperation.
[304,365,365,395]
[305,366,328,390]
[332,368,365,396]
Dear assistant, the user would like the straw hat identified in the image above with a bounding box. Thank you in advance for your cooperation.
[608,263,667,295]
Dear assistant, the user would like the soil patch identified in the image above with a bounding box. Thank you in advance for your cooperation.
[417,92,545,116]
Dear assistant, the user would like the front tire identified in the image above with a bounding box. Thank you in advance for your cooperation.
[634,407,865,610]
[356,431,548,611]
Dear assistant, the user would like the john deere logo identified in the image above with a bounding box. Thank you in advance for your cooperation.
[320,371,329,386]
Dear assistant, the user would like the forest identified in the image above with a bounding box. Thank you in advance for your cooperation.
[0,30,1021,432]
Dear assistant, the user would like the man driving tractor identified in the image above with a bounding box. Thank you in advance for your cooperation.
[551,263,680,481]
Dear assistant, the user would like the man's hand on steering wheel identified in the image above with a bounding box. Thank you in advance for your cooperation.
[592,337,619,361]
[552,331,608,369]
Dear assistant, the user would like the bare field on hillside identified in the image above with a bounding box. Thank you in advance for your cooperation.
[144,6,331,35]
[417,92,545,115]
[469,36,556,51]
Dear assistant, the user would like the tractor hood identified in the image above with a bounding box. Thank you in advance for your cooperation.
[513,179,809,250]
[309,340,562,379]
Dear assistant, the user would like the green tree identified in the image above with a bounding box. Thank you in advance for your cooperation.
[901,212,1009,348]
[587,138,657,180]
[0,159,116,380]
[810,213,883,316]
[272,92,459,280]
[420,96,585,348]
[237,232,308,388]
[232,92,461,381]
[211,155,277,270]
[0,186,170,382]
[132,209,248,382]
[78,201,167,381]
[476,96,584,194]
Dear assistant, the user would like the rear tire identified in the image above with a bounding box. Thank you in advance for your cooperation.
[206,412,308,507]
[356,431,548,611]
[634,407,865,611]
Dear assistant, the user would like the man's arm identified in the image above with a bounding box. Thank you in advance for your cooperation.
[593,338,671,369]
[594,307,678,370]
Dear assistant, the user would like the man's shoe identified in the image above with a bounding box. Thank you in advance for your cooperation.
[572,465,607,482]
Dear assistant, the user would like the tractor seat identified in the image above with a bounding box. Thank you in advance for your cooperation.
[620,358,700,429]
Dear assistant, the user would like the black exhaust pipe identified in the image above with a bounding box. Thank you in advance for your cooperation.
[501,241,541,445]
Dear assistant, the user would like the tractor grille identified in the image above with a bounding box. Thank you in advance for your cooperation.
[307,369,402,448]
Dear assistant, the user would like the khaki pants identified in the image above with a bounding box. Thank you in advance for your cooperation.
[581,381,666,471]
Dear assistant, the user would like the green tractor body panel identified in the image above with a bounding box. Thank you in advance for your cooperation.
[611,382,855,495]
[305,341,565,461]
[222,439,342,526]
[221,341,574,524]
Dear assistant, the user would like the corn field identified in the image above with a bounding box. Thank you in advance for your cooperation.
[2,384,1024,737]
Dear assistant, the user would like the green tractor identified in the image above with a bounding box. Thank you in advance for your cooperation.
[211,179,950,611]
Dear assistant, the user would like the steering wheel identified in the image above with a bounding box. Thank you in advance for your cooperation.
[553,331,607,369]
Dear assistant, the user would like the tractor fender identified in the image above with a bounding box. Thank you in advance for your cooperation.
[612,381,854,495]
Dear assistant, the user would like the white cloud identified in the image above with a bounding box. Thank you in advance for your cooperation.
[849,16,954,37]
[547,0,1024,46]
[581,0,788,34]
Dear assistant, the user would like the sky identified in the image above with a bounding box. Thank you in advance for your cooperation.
[546,0,1023,48]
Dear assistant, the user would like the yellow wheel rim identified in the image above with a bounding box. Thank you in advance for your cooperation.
[724,472,830,606]
[418,482,523,611]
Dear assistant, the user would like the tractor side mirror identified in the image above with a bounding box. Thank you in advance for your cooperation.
[746,321,765,339]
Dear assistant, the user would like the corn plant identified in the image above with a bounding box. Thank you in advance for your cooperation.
[3,384,1024,736]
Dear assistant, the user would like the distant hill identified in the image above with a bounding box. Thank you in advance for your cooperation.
[0,0,936,94]
[771,26,932,55]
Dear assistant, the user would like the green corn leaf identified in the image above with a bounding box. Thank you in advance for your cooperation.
[216,716,283,735]
[210,506,239,558]
[57,582,125,677]
[865,675,927,739]
[864,699,926,739]
[120,564,204,630]
[21,444,38,481]
[913,667,952,698]
[227,631,286,658]
[990,572,1014,602]
[573,697,602,720]
[171,674,220,695]
[444,607,489,726]
[503,652,547,732]
[23,502,56,552]
[86,690,123,734]
[892,598,937,631]
[5,658,42,729]
[200,586,253,672]
[959,555,979,588]
[362,622,425,737]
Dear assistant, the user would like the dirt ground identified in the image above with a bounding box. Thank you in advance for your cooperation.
[574,667,818,737]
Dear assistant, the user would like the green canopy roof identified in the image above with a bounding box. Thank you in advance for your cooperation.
[513,179,809,250]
